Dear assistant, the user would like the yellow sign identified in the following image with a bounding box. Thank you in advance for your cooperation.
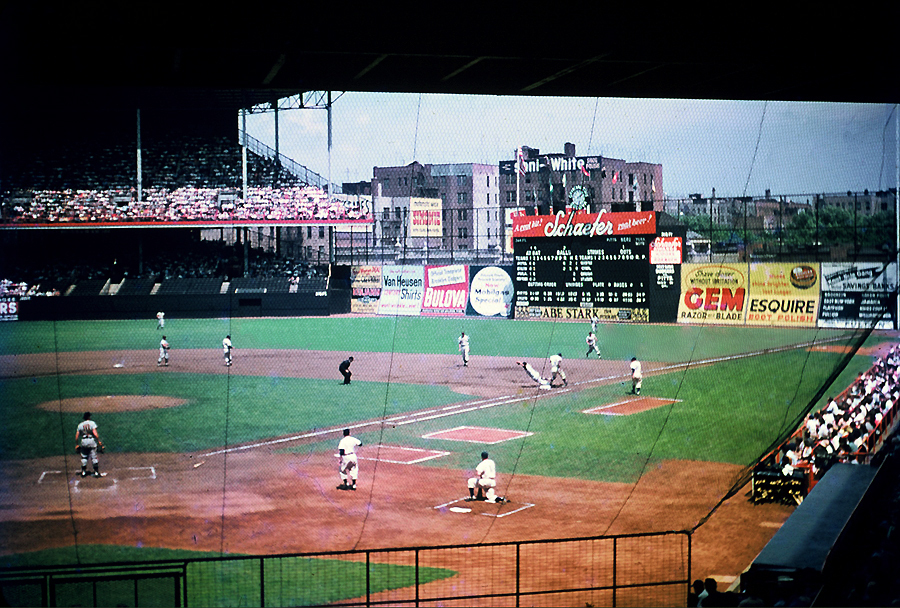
[745,262,820,327]
[515,306,649,322]
[409,198,442,237]
[678,263,748,325]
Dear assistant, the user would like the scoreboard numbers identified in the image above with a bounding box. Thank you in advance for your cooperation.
[513,235,650,321]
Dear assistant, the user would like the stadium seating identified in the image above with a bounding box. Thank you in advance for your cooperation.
[113,277,157,296]
[66,279,109,296]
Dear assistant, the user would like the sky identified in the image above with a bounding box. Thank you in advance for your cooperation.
[244,94,898,201]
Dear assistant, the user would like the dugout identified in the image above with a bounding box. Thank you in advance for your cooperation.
[741,462,879,605]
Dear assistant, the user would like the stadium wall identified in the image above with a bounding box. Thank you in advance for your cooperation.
[15,292,332,321]
[4,260,896,326]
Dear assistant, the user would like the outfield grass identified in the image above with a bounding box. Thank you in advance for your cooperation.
[285,347,876,483]
[0,317,884,482]
[0,316,863,360]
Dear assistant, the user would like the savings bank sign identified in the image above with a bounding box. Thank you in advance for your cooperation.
[512,210,656,238]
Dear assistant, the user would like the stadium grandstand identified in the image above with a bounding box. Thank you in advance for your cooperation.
[0,5,897,606]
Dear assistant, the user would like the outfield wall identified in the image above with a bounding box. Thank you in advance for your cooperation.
[677,261,897,329]
[12,292,333,321]
[3,261,896,327]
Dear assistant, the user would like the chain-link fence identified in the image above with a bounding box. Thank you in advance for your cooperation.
[0,530,690,607]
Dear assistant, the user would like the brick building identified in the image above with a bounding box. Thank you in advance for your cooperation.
[371,162,501,253]
[497,143,663,215]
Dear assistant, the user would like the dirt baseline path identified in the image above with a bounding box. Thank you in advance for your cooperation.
[0,346,806,593]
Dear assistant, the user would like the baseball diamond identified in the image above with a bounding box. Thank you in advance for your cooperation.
[0,316,893,605]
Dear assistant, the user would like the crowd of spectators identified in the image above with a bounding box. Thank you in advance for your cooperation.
[689,422,900,606]
[0,185,372,225]
[3,134,300,193]
[0,279,60,297]
[2,131,373,225]
[774,346,899,482]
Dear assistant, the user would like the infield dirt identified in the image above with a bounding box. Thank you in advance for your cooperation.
[0,347,798,594]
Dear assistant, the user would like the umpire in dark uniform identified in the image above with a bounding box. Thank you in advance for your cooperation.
[339,356,354,385]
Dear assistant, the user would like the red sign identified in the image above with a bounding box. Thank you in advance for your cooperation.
[649,236,683,264]
[512,210,655,238]
[421,265,469,316]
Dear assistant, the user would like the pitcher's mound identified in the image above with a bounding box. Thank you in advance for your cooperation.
[37,395,189,413]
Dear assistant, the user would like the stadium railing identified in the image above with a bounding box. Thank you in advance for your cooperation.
[0,530,690,607]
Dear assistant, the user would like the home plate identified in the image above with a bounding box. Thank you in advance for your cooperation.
[113,364,124,368]
[449,507,472,513]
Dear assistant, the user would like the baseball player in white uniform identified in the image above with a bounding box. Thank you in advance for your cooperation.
[75,411,103,478]
[466,451,505,503]
[158,336,170,366]
[223,335,233,366]
[549,353,567,387]
[630,357,643,395]
[337,429,362,490]
[458,332,470,367]
[156,311,165,329]
[590,314,599,334]
[516,361,551,389]
[585,332,601,358]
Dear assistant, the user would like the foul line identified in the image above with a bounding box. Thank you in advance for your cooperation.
[354,445,451,464]
[422,425,534,444]
[200,334,849,457]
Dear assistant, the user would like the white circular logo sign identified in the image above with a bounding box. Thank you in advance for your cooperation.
[470,267,513,317]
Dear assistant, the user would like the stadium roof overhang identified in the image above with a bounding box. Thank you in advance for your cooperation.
[1,5,896,111]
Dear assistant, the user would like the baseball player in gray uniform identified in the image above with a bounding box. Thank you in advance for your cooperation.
[75,411,103,478]
[156,311,165,330]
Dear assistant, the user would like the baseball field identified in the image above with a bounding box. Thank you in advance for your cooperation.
[0,314,892,605]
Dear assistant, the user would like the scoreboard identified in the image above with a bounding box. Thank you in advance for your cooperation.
[513,235,652,321]
[511,209,681,322]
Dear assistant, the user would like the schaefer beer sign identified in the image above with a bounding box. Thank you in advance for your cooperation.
[512,210,656,238]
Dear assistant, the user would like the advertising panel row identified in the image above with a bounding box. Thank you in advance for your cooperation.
[678,262,896,329]
[0,296,20,321]
[349,264,514,318]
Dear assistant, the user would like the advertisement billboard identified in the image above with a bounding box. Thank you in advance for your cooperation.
[422,265,469,316]
[819,262,897,329]
[377,265,424,316]
[350,266,382,314]
[678,263,748,325]
[409,198,442,238]
[746,263,820,327]
[512,209,656,238]
[466,266,514,318]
